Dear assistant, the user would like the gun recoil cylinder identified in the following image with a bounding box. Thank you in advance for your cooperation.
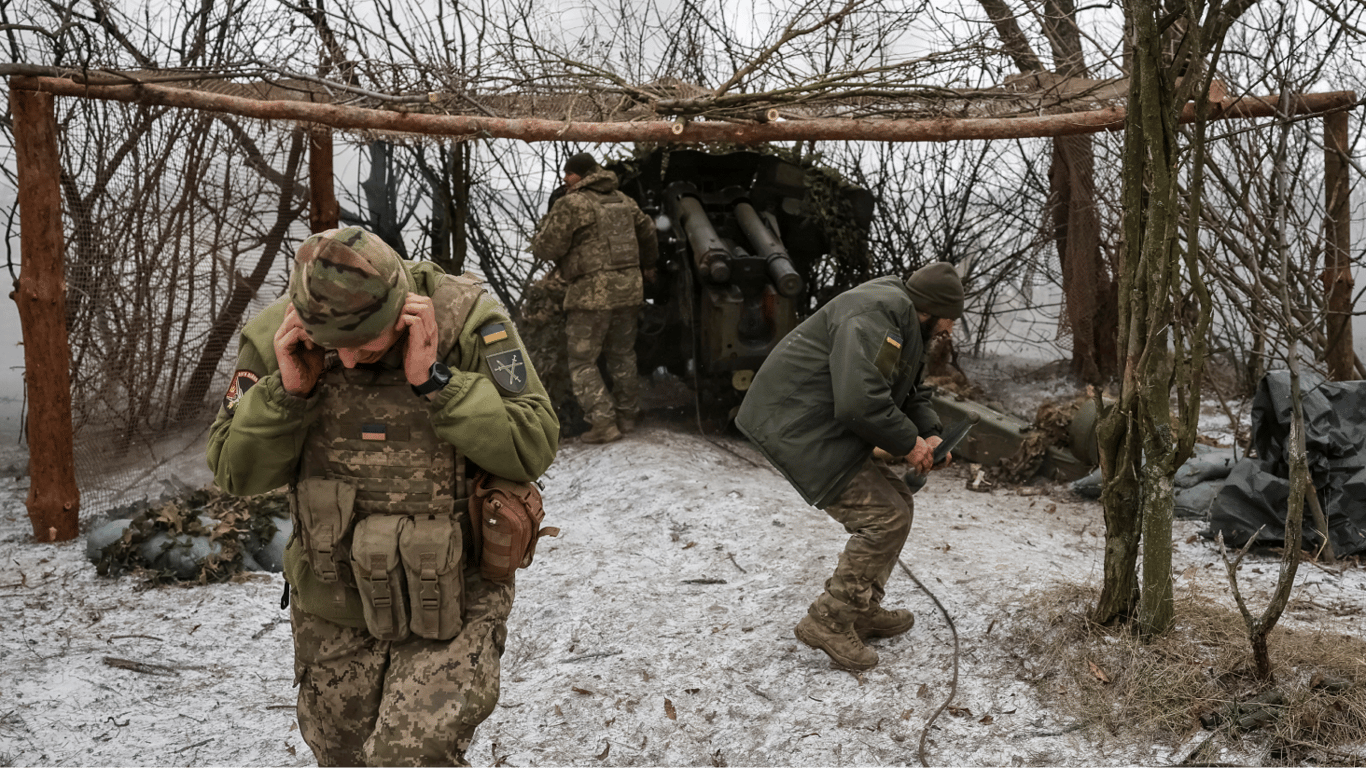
[675,194,731,283]
[733,202,803,297]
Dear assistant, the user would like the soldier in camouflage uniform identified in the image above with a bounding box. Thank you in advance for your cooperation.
[736,263,964,671]
[531,152,659,444]
[207,227,559,766]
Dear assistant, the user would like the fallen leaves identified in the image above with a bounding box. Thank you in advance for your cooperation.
[664,698,677,720]
[1088,659,1111,684]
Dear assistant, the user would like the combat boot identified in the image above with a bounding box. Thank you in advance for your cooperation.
[794,600,878,670]
[617,414,637,434]
[581,421,622,444]
[855,606,915,639]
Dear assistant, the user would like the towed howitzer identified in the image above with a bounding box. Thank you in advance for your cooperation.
[663,182,806,389]
[610,149,874,410]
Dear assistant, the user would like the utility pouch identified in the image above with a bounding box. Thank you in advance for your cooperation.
[469,472,559,583]
[350,515,411,642]
[398,515,465,641]
[292,478,357,584]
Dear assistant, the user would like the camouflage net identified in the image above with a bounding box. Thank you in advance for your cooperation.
[991,396,1090,483]
[90,487,289,585]
[516,272,587,435]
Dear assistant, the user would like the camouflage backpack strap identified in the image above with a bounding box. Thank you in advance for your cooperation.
[430,271,487,360]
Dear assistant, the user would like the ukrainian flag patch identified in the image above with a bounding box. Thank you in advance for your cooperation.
[480,322,509,344]
[874,330,903,379]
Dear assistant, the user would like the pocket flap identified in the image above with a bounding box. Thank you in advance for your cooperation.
[350,515,407,575]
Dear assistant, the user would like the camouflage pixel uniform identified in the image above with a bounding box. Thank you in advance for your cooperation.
[207,227,559,766]
[531,168,658,430]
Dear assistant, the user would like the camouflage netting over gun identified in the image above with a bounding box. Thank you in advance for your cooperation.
[519,144,878,427]
[86,487,292,584]
[517,272,587,435]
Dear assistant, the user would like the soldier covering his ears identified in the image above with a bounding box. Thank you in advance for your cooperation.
[207,226,559,766]
[736,262,965,671]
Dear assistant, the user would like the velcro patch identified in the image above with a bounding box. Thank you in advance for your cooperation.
[361,423,387,441]
[874,331,903,380]
[486,349,527,394]
[224,370,260,412]
[480,322,509,344]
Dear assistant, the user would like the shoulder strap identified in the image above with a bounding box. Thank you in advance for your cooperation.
[430,272,487,360]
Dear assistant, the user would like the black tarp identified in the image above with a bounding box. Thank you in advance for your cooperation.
[1205,370,1366,556]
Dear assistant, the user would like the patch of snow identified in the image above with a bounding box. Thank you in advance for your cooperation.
[2,373,1364,766]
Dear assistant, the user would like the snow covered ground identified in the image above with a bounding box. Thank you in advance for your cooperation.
[2,359,1365,766]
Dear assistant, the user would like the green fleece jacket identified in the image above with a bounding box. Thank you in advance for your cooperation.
[735,275,941,509]
[206,262,559,624]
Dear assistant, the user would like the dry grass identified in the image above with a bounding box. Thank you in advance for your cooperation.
[1005,583,1366,765]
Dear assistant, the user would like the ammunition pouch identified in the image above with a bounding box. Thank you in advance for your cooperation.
[469,472,559,583]
[398,514,465,641]
[291,478,357,585]
[350,515,411,642]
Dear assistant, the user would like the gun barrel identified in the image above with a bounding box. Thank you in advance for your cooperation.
[734,202,802,297]
[674,193,731,283]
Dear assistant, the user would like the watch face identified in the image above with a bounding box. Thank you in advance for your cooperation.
[414,361,453,395]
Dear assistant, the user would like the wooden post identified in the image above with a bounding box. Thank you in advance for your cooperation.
[10,87,80,542]
[1323,109,1354,381]
[309,129,338,233]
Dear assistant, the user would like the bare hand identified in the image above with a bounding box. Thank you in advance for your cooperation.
[905,437,933,475]
[396,292,440,387]
[274,304,325,396]
[926,434,951,469]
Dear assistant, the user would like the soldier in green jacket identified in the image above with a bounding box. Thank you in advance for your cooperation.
[206,227,559,766]
[531,152,659,444]
[735,262,964,671]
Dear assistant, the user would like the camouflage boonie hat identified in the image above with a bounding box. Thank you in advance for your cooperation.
[289,227,410,347]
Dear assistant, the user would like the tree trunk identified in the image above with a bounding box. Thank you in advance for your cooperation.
[13,74,1352,144]
[11,88,81,542]
[1093,0,1187,633]
[1323,111,1354,382]
[309,129,339,232]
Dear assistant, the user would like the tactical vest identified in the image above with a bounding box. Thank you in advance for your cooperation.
[290,272,485,643]
[562,191,641,280]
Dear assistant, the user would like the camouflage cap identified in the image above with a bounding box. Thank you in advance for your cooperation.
[288,227,410,348]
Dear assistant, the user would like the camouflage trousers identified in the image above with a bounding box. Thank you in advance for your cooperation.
[290,570,515,767]
[812,458,915,620]
[565,307,640,427]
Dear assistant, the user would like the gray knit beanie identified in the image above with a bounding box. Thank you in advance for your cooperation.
[903,262,964,319]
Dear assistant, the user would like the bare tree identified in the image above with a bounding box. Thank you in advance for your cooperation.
[978,0,1117,383]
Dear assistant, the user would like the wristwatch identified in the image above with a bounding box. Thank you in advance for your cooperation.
[412,361,452,397]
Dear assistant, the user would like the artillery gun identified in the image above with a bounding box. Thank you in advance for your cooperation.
[608,148,875,414]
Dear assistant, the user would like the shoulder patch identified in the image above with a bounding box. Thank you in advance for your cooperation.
[224,370,260,412]
[874,331,903,380]
[486,349,528,394]
[480,322,509,345]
